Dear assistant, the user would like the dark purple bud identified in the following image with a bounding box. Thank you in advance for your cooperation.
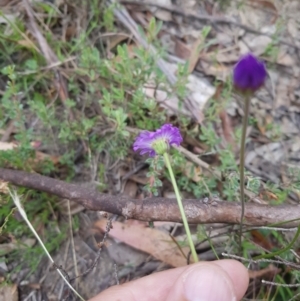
[233,53,267,93]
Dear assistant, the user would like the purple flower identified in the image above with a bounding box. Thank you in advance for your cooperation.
[233,53,267,93]
[133,124,183,156]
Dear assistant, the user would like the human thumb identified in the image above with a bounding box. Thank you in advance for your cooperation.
[166,260,249,301]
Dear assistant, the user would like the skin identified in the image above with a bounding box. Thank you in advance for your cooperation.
[89,259,249,301]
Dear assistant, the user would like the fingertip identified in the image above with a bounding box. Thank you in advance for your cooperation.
[214,259,249,300]
[88,285,134,301]
[166,260,249,301]
[89,259,249,301]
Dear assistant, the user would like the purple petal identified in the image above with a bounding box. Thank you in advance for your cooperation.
[133,131,156,156]
[154,124,183,146]
[133,124,183,157]
[233,53,267,92]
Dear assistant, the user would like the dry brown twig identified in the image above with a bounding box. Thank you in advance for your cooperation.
[22,0,73,118]
[1,168,300,227]
[69,217,113,282]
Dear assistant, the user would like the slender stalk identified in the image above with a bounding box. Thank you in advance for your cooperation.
[9,190,85,301]
[239,95,250,253]
[163,153,198,263]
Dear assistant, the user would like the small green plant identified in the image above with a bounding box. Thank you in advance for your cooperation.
[144,156,164,196]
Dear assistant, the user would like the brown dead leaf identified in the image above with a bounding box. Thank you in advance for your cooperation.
[0,0,11,7]
[174,39,191,60]
[188,36,203,73]
[251,230,273,250]
[151,0,172,21]
[257,114,273,136]
[249,0,278,24]
[0,284,18,301]
[27,283,41,290]
[275,77,290,108]
[0,238,35,256]
[0,141,17,150]
[182,161,202,182]
[198,60,230,81]
[128,174,149,185]
[259,190,278,202]
[57,199,85,215]
[94,220,191,267]
[106,34,129,51]
[1,120,15,142]
[0,181,9,194]
[239,36,272,56]
[65,24,77,41]
[0,141,60,167]
[123,180,138,198]
[276,49,294,66]
[17,39,37,50]
[32,151,60,165]
[249,264,281,279]
[202,51,240,64]
[219,109,236,148]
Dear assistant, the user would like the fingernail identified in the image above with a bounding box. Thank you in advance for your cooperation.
[183,264,236,301]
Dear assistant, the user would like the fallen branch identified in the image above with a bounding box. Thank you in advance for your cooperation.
[1,168,300,227]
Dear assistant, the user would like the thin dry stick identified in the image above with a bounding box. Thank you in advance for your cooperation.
[261,280,300,288]
[67,200,79,290]
[114,263,120,285]
[250,226,298,232]
[0,11,40,53]
[16,56,77,75]
[288,291,300,301]
[222,253,283,265]
[9,189,85,301]
[70,217,113,281]
[22,0,73,118]
[222,252,300,270]
[177,146,221,179]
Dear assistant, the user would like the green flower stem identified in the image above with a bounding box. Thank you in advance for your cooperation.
[163,153,198,263]
[239,95,250,252]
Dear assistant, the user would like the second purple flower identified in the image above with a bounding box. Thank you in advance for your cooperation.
[233,53,267,93]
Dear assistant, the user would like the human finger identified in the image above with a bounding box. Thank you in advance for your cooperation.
[89,259,249,301]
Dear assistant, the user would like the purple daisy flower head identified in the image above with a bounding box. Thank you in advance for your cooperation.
[233,53,267,94]
[133,124,183,157]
